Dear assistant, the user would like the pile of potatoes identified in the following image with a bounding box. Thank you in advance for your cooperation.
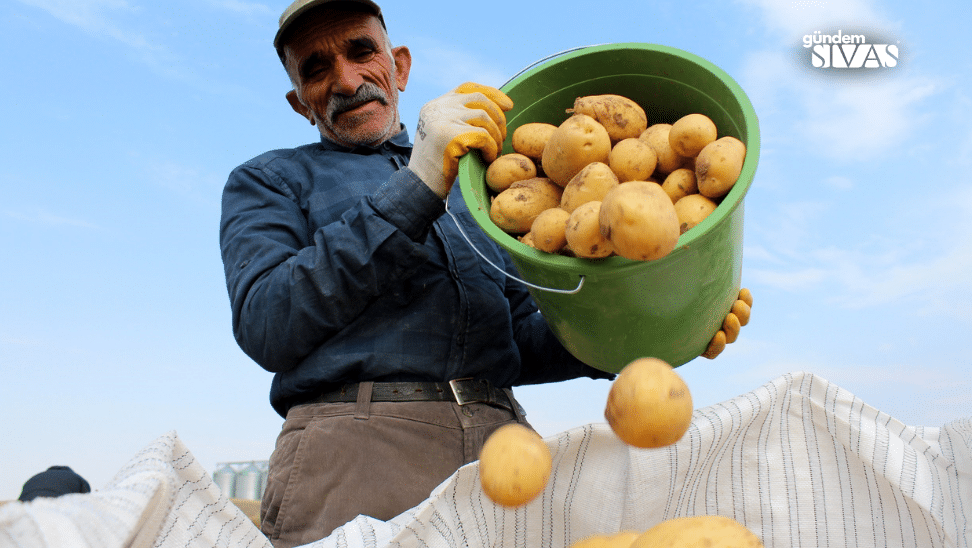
[485,94,747,262]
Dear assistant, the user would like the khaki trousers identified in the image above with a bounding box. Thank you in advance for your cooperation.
[260,383,528,548]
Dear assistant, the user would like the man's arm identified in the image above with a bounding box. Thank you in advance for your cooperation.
[219,164,441,373]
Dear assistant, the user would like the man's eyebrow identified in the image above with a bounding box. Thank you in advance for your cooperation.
[348,36,378,51]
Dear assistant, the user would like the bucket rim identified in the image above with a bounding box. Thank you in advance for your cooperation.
[457,42,760,278]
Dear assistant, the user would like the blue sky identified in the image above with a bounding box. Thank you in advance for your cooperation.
[2,0,970,499]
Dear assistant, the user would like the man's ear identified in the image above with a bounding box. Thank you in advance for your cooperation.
[392,46,411,92]
[286,90,316,126]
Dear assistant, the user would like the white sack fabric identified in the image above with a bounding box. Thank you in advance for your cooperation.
[1,371,969,548]
[0,432,271,548]
[309,371,971,548]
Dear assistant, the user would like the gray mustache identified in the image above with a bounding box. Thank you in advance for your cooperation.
[328,83,388,121]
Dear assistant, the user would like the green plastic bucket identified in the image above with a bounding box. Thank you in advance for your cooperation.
[457,43,760,373]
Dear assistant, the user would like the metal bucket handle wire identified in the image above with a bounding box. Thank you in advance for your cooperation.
[444,192,585,295]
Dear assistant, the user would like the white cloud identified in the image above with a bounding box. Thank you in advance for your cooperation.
[747,188,972,316]
[14,0,256,98]
[823,175,854,190]
[747,265,828,292]
[734,0,891,42]
[404,37,509,91]
[734,0,970,322]
[741,49,939,162]
[797,78,937,160]
[208,0,273,18]
[837,243,972,311]
[5,208,100,229]
[736,0,935,163]
[16,0,160,51]
[138,156,226,201]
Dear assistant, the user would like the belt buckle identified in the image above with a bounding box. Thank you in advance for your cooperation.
[449,378,489,406]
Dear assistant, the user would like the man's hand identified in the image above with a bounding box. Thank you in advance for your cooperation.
[409,82,514,198]
[702,288,753,359]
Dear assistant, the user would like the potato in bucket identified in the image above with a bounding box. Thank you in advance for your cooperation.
[458,43,760,372]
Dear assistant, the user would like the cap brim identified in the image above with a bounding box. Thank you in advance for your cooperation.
[274,0,384,53]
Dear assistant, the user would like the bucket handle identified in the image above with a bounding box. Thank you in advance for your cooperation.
[501,44,607,87]
[444,192,585,295]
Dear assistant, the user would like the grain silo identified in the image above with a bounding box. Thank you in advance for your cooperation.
[212,464,236,498]
[234,462,264,500]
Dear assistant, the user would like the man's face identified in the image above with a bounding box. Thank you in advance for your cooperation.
[282,9,411,147]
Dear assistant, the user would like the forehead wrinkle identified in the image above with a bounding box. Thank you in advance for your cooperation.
[283,12,391,70]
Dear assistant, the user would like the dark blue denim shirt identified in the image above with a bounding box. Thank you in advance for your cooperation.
[220,128,609,417]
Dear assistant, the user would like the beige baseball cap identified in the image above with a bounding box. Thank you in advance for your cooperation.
[274,0,385,53]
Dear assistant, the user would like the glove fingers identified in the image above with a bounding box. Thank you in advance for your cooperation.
[738,287,753,308]
[723,312,741,344]
[702,330,726,359]
[731,299,751,326]
[442,130,500,181]
[454,82,514,111]
[462,100,508,143]
[462,111,505,151]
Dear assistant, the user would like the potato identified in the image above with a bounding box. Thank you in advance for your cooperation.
[486,153,536,193]
[608,138,657,182]
[631,515,763,548]
[598,181,680,262]
[673,193,718,234]
[519,231,537,249]
[660,168,698,204]
[530,207,571,254]
[489,177,563,234]
[669,113,718,157]
[639,123,688,175]
[479,423,552,507]
[604,357,693,448]
[514,175,563,202]
[512,122,557,163]
[696,136,746,198]
[570,94,648,143]
[570,531,641,548]
[541,114,612,187]
[565,201,614,259]
[560,161,620,214]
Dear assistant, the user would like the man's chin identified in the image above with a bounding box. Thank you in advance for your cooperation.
[321,118,397,148]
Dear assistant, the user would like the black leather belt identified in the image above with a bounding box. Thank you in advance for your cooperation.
[310,379,515,413]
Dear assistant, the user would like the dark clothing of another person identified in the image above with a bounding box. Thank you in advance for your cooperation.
[18,466,91,502]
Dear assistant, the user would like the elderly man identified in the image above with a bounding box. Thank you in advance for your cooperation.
[218,0,613,545]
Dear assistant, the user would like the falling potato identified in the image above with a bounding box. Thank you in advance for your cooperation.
[479,424,552,507]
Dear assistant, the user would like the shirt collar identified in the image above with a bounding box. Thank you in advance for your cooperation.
[318,125,412,154]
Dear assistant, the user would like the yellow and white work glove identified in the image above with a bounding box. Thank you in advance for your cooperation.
[702,288,753,359]
[409,82,514,198]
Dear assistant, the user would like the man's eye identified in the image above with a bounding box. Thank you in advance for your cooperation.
[303,63,327,79]
[351,49,376,62]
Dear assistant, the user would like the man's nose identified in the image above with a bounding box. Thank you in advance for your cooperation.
[331,56,364,96]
